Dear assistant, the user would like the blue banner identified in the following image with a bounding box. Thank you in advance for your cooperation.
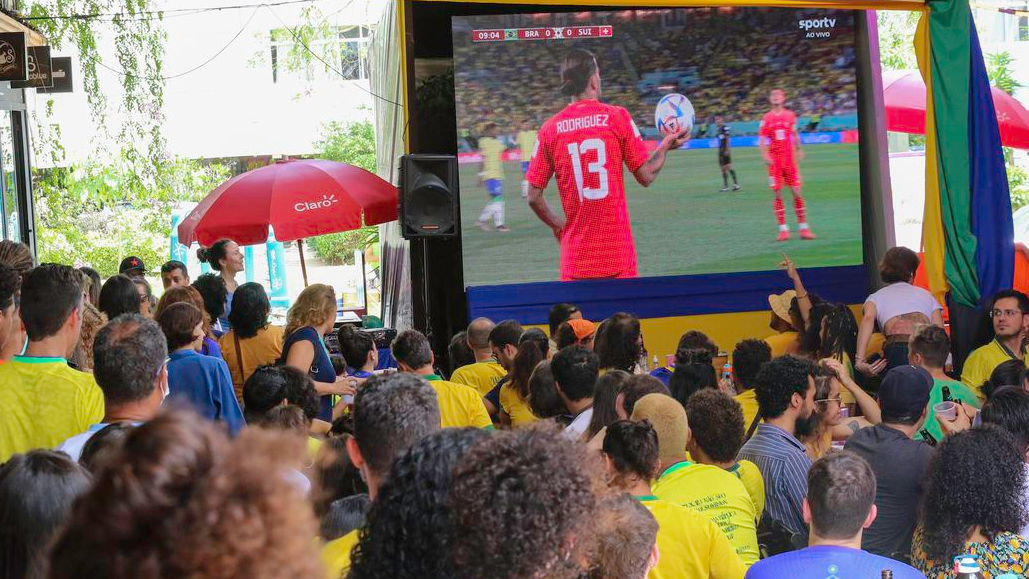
[170,213,189,263]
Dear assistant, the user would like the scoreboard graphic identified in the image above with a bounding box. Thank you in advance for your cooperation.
[471,26,614,42]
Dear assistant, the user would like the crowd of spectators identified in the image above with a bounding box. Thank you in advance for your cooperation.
[5,238,1029,579]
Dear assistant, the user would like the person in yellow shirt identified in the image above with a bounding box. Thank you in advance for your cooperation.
[321,372,443,579]
[961,290,1029,399]
[631,393,760,567]
[392,329,493,429]
[450,317,506,397]
[686,389,765,520]
[499,328,549,427]
[766,290,800,357]
[731,339,772,432]
[0,264,105,462]
[516,124,538,199]
[602,420,746,579]
[476,127,510,232]
[217,282,285,399]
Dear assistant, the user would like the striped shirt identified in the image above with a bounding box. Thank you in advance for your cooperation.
[737,423,811,536]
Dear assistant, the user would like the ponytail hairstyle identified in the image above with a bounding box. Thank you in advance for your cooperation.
[602,419,660,485]
[196,239,234,272]
[559,48,598,97]
[668,347,716,409]
[511,329,549,399]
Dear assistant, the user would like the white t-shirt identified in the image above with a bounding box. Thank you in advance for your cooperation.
[564,407,594,440]
[56,423,109,462]
[865,282,942,329]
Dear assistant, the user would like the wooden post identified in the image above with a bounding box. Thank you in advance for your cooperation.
[297,238,309,287]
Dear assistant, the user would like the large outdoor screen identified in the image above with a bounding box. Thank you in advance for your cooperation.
[452,7,863,287]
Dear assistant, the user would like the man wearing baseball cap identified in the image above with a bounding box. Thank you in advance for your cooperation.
[766,290,799,357]
[119,256,148,277]
[844,365,934,560]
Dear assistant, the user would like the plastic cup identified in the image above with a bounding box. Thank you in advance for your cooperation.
[934,401,958,421]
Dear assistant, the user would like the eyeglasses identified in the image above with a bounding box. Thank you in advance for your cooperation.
[990,309,1024,318]
[155,357,170,378]
[814,395,843,405]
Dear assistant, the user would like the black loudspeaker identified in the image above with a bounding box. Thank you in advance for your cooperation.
[399,154,458,239]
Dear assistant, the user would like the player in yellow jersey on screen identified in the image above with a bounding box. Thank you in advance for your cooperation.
[516,122,538,199]
[476,123,510,233]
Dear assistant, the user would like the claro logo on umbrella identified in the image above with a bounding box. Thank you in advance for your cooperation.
[294,194,340,213]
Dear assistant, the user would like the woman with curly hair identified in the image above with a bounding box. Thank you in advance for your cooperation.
[48,410,322,579]
[153,285,222,358]
[192,273,230,337]
[279,284,353,421]
[218,283,284,398]
[911,425,1029,578]
[349,428,490,579]
[450,424,602,579]
[595,312,643,374]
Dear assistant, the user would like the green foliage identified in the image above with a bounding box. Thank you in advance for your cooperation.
[34,157,230,277]
[876,11,920,72]
[307,119,379,265]
[1007,148,1029,212]
[986,51,1024,96]
[24,0,167,170]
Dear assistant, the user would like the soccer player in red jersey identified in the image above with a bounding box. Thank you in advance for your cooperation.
[525,48,689,281]
[759,88,816,242]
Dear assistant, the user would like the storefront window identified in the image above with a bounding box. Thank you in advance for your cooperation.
[0,112,20,242]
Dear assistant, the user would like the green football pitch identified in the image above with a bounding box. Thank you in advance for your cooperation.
[459,143,863,287]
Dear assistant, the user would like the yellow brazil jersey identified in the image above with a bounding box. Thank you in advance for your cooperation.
[0,356,105,463]
[516,130,537,162]
[308,436,323,462]
[425,375,493,429]
[962,340,1029,401]
[450,361,506,397]
[637,496,746,579]
[734,389,759,433]
[500,382,538,427]
[479,137,506,181]
[652,461,760,567]
[728,460,765,521]
[764,331,798,358]
[321,528,359,579]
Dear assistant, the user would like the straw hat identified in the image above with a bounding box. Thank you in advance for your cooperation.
[768,290,797,325]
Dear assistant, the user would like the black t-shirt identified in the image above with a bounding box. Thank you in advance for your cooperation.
[844,424,934,560]
[717,125,731,153]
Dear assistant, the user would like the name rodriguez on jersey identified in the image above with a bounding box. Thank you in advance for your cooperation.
[556,114,610,134]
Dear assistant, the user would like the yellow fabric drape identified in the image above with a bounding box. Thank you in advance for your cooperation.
[914,10,949,303]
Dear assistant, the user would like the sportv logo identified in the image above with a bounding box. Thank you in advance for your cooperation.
[798,17,836,38]
[295,194,340,212]
[798,18,836,30]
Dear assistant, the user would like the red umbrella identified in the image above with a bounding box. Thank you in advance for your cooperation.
[178,158,397,285]
[883,69,1029,149]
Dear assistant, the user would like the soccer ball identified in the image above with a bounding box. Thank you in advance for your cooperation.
[655,93,695,136]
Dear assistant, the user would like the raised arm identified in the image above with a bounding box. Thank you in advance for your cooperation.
[631,130,690,187]
[779,253,812,327]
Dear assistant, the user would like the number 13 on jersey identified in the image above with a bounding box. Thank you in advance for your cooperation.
[567,139,610,201]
